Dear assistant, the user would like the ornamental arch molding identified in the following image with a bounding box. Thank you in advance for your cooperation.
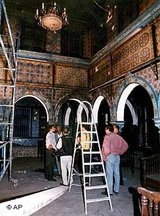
[116,75,158,122]
[92,95,111,124]
[15,94,51,122]
[53,93,89,123]
[91,90,112,107]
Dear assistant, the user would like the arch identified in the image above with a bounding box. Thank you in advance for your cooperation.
[16,94,49,122]
[77,103,89,122]
[126,99,138,125]
[54,94,88,122]
[116,75,158,121]
[117,83,139,121]
[70,99,90,122]
[64,107,71,126]
[92,96,105,124]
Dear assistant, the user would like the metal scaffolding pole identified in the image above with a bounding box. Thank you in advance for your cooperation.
[0,0,18,184]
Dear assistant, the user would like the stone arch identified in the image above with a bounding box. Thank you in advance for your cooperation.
[16,94,50,122]
[91,90,112,107]
[115,74,158,122]
[92,96,109,124]
[53,93,89,122]
[126,99,138,125]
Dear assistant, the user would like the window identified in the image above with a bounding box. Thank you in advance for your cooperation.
[61,29,83,58]
[20,23,46,52]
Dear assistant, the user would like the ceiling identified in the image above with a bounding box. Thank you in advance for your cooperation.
[5,0,114,29]
[4,0,147,55]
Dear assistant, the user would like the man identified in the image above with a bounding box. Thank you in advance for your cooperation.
[56,125,63,149]
[102,124,128,195]
[113,124,124,185]
[55,125,63,175]
[45,124,57,181]
[59,127,74,186]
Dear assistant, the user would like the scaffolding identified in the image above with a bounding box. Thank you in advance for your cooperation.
[0,0,18,184]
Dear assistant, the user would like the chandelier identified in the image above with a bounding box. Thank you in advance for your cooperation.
[35,2,69,33]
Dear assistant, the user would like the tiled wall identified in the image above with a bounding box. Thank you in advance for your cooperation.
[91,25,155,89]
[13,146,38,158]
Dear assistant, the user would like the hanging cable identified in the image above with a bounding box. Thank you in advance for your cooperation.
[92,0,110,13]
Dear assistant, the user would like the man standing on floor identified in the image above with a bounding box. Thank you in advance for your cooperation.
[55,125,63,175]
[102,124,128,195]
[59,127,74,186]
[113,124,124,185]
[45,124,57,181]
[56,125,63,149]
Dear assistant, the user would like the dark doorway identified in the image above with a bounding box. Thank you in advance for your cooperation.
[58,100,79,138]
[14,97,47,143]
[97,98,110,145]
[122,86,158,155]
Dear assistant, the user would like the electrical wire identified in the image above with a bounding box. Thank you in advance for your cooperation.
[92,0,110,13]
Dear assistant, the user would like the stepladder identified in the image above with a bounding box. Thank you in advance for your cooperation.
[69,121,113,215]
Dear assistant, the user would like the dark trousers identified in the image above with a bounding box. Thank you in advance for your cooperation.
[75,149,82,173]
[45,149,55,180]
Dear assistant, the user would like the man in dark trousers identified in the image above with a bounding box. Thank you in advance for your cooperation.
[45,124,57,181]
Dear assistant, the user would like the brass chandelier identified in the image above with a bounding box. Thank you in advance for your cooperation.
[35,2,69,33]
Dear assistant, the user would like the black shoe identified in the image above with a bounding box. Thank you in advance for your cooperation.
[114,191,119,195]
[52,178,57,181]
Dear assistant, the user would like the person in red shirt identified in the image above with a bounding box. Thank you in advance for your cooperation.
[102,124,128,195]
[113,124,124,185]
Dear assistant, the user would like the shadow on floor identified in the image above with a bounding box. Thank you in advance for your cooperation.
[128,187,141,216]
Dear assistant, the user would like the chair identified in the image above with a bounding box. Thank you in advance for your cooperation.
[137,187,160,216]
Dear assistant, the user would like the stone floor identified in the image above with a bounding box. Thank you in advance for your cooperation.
[0,157,142,216]
[0,157,61,202]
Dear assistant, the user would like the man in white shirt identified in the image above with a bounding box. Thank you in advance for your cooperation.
[45,124,57,181]
[56,125,63,149]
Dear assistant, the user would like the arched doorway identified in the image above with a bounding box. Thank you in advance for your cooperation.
[118,85,158,155]
[58,99,79,137]
[14,96,47,146]
[58,99,94,138]
[93,96,110,144]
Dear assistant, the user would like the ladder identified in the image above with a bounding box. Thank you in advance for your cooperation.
[69,119,113,215]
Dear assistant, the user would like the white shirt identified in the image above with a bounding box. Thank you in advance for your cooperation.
[56,132,63,149]
[46,131,56,149]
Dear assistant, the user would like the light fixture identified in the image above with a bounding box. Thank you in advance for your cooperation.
[35,2,69,33]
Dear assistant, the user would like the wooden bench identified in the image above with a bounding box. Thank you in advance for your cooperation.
[140,154,160,190]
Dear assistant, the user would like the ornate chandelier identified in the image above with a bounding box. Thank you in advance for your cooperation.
[35,2,69,33]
